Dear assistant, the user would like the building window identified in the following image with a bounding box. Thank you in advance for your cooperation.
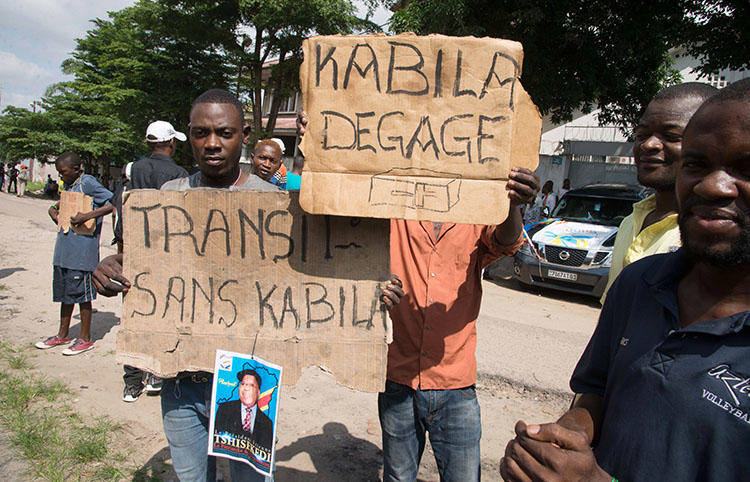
[708,74,727,88]
[264,91,301,115]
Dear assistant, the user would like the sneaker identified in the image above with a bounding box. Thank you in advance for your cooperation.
[35,335,70,349]
[145,374,163,394]
[122,383,144,403]
[61,339,94,356]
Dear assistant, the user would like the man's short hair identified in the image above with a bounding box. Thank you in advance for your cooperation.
[685,78,750,134]
[237,369,262,390]
[147,140,173,150]
[56,151,82,168]
[192,88,245,124]
[254,139,282,157]
[652,82,718,103]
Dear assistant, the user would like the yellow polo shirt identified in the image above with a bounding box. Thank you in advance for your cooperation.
[601,194,681,303]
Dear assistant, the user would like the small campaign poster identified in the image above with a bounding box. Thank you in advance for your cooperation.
[208,349,282,477]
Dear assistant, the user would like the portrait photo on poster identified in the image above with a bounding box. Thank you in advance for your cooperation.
[208,349,282,477]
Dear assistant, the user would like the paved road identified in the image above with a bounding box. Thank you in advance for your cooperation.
[479,259,600,394]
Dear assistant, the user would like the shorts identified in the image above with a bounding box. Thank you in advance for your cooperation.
[53,267,96,304]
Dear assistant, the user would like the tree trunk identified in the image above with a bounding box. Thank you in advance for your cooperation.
[251,28,264,143]
[264,50,288,137]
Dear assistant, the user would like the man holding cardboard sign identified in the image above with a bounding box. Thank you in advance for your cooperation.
[297,33,541,481]
[381,174,537,482]
[95,88,405,481]
[95,89,278,482]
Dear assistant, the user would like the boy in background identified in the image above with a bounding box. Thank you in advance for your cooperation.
[37,152,113,355]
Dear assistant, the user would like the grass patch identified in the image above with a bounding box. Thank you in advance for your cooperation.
[0,341,150,480]
[73,420,114,462]
[27,180,44,191]
[7,353,33,370]
[0,341,34,370]
[0,284,6,290]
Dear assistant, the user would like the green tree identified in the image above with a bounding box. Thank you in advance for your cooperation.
[235,0,379,140]
[0,0,379,170]
[0,106,43,162]
[683,0,750,74]
[35,84,134,172]
[58,0,237,167]
[389,0,744,129]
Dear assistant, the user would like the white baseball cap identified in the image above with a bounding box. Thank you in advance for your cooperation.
[123,161,134,179]
[270,138,286,154]
[146,120,186,142]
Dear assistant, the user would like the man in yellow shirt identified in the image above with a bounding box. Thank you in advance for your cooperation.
[601,82,717,303]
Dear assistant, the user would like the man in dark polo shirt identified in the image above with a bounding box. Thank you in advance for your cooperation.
[500,78,750,481]
[117,120,189,403]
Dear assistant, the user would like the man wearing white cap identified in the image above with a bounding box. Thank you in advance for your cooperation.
[130,120,189,189]
[119,120,189,403]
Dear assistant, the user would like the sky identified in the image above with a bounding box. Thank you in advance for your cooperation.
[0,0,392,112]
[0,0,136,111]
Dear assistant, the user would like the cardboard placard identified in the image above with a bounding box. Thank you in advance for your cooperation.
[58,191,96,235]
[299,33,542,225]
[117,190,390,392]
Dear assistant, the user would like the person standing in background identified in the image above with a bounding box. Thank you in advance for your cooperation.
[558,178,571,199]
[37,152,113,355]
[7,163,18,194]
[118,120,189,403]
[538,180,557,217]
[600,82,717,303]
[17,164,28,197]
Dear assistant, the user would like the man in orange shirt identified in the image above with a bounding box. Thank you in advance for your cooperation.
[382,169,538,481]
[296,111,538,481]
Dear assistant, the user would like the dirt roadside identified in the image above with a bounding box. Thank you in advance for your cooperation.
[0,192,596,481]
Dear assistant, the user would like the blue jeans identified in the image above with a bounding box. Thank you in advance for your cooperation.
[378,380,481,482]
[161,377,270,482]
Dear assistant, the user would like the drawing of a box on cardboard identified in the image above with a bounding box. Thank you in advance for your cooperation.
[368,168,462,213]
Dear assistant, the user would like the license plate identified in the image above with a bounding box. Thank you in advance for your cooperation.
[547,269,577,281]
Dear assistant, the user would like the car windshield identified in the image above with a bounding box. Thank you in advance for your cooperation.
[551,194,635,226]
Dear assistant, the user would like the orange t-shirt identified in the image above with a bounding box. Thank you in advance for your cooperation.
[387,219,523,390]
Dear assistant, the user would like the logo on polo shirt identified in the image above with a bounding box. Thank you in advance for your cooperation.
[701,364,750,425]
[707,364,750,406]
